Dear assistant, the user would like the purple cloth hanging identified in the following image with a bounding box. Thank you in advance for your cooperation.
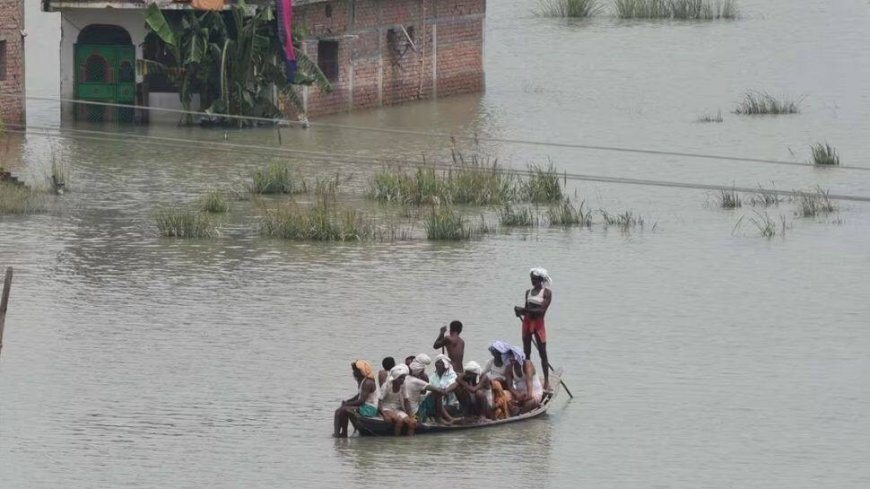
[275,0,297,82]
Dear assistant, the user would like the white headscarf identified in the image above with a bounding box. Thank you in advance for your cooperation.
[530,267,552,286]
[409,353,431,376]
[434,353,453,372]
[381,364,409,400]
[464,361,482,375]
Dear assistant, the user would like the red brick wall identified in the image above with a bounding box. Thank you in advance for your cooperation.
[289,0,484,118]
[0,0,25,128]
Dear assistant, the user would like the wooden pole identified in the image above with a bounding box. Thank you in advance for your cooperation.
[0,267,13,358]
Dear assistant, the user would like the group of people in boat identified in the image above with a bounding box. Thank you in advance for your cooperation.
[333,268,554,437]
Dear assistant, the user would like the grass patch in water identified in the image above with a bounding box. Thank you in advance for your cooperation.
[600,209,644,230]
[536,0,603,17]
[0,182,50,214]
[716,188,742,209]
[259,195,375,241]
[249,162,302,194]
[499,205,539,227]
[810,143,839,166]
[797,187,836,218]
[747,186,782,207]
[734,91,801,115]
[199,190,228,213]
[614,0,738,19]
[425,206,472,240]
[734,211,788,239]
[547,198,592,227]
[521,164,564,203]
[696,110,723,123]
[155,208,219,238]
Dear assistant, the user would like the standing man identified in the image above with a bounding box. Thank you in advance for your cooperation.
[433,320,465,374]
[514,268,552,390]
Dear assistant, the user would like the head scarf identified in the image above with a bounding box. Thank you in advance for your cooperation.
[353,360,374,380]
[434,353,453,372]
[463,361,482,376]
[530,267,552,286]
[489,340,516,366]
[409,353,431,376]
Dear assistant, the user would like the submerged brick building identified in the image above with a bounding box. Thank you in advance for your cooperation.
[0,0,25,127]
[42,0,485,120]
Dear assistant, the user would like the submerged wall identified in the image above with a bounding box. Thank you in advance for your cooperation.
[0,0,25,127]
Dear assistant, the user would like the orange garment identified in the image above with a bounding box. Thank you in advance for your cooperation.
[491,380,510,420]
[191,0,225,11]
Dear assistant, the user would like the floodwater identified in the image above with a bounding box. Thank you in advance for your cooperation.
[2,0,870,487]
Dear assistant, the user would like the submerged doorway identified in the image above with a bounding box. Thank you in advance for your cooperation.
[74,25,135,123]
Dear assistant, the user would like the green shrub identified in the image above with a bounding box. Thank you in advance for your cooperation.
[155,208,218,238]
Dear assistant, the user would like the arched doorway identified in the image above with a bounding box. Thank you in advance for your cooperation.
[74,25,136,122]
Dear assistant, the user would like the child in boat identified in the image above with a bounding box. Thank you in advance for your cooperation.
[333,360,378,438]
[432,320,465,373]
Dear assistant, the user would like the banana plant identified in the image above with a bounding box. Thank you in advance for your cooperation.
[141,2,331,126]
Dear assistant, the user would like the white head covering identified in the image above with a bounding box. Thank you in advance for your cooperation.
[530,267,552,286]
[381,364,410,400]
[489,340,516,366]
[434,353,453,372]
[409,353,431,376]
[464,361,482,376]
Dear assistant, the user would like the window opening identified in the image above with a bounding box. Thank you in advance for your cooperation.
[317,40,339,82]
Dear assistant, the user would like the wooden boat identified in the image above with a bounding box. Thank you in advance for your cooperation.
[348,369,563,436]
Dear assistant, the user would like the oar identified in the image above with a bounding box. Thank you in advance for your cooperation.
[0,267,13,358]
[521,319,574,399]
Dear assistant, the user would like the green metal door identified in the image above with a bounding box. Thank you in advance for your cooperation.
[74,44,135,122]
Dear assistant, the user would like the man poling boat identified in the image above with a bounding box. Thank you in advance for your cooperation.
[514,267,553,391]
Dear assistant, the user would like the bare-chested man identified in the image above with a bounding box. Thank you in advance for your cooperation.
[433,320,465,374]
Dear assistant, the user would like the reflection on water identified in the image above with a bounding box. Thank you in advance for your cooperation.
[2,0,870,488]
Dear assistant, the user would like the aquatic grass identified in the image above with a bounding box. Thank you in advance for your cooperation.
[155,208,219,238]
[521,164,564,203]
[547,198,592,227]
[448,152,517,205]
[747,186,782,207]
[499,205,539,227]
[797,187,837,218]
[716,188,742,209]
[696,110,723,123]
[600,209,644,230]
[810,143,839,166]
[259,195,375,241]
[734,211,788,238]
[249,162,301,194]
[425,206,472,240]
[535,0,603,17]
[0,182,50,214]
[199,189,228,213]
[734,91,802,115]
[614,0,738,19]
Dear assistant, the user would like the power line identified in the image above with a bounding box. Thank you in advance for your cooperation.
[4,92,869,172]
[8,126,870,204]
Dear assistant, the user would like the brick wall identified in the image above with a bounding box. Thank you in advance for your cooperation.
[0,0,25,128]
[289,0,484,118]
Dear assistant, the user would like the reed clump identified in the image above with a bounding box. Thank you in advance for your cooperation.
[747,187,782,207]
[499,205,539,227]
[0,182,50,214]
[547,198,593,227]
[734,91,802,115]
[797,187,836,218]
[199,190,228,213]
[810,143,839,166]
[249,162,302,194]
[717,188,742,209]
[155,208,219,238]
[521,164,564,203]
[614,0,738,19]
[536,0,603,17]
[259,195,374,241]
[425,206,472,240]
[601,209,644,230]
[696,110,723,123]
[735,211,787,238]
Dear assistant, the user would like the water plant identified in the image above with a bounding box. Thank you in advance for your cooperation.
[734,91,801,115]
[0,182,50,215]
[797,187,836,218]
[614,0,738,19]
[535,0,603,17]
[425,206,471,240]
[259,195,374,241]
[155,208,218,238]
[600,209,644,230]
[717,188,742,209]
[499,205,538,227]
[521,164,563,203]
[810,143,839,166]
[199,189,228,213]
[734,211,788,238]
[250,162,301,194]
[747,186,782,207]
[696,110,723,123]
[547,198,592,227]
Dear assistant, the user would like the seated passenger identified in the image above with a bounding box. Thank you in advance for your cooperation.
[447,361,492,420]
[379,364,414,436]
[483,340,512,385]
[409,353,431,382]
[333,360,378,438]
[505,350,544,414]
[402,365,445,430]
[418,354,458,423]
[491,379,510,420]
[378,356,396,386]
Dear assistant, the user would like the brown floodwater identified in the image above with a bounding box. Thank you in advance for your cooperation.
[1,1,869,488]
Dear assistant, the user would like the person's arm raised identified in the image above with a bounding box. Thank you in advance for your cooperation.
[433,325,451,349]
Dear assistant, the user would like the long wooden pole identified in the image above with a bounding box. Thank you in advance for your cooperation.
[0,267,13,358]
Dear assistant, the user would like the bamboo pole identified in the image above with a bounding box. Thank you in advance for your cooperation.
[0,267,13,358]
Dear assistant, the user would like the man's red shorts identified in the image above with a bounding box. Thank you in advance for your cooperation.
[522,317,547,343]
